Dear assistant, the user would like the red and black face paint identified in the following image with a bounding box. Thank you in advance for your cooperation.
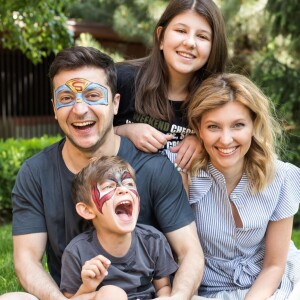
[91,169,139,214]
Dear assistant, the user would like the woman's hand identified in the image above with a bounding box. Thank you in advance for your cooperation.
[170,135,201,171]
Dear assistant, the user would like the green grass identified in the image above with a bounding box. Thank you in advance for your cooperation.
[0,224,300,294]
[0,224,24,293]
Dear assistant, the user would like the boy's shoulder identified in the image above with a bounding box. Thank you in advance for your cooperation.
[64,228,95,252]
[135,223,165,240]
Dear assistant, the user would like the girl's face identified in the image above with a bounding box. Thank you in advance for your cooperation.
[199,101,254,176]
[158,10,212,80]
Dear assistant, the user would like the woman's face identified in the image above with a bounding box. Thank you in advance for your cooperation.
[199,101,254,176]
[158,10,212,80]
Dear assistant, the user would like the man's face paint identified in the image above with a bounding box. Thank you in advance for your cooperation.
[91,168,139,214]
[55,78,108,109]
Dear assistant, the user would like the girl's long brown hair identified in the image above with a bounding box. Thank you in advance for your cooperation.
[119,0,228,122]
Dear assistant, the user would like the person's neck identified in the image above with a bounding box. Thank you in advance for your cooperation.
[97,230,132,257]
[62,134,121,174]
[223,168,243,195]
[168,73,193,101]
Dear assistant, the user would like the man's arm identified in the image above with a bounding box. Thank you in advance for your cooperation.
[165,222,204,300]
[13,233,67,300]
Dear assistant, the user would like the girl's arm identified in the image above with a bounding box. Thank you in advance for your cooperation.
[153,276,172,297]
[114,124,173,153]
[245,216,293,300]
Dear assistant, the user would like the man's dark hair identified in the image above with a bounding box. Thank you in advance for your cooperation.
[49,46,117,96]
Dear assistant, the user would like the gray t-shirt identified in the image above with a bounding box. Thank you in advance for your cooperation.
[61,224,178,299]
[12,137,194,285]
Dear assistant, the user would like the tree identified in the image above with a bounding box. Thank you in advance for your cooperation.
[66,0,168,46]
[219,0,300,167]
[0,0,74,64]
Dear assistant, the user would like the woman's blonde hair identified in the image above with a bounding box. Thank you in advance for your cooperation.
[188,73,282,192]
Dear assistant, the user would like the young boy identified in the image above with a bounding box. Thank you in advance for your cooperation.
[60,156,178,300]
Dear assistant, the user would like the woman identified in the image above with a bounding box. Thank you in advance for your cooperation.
[186,73,300,299]
[114,0,228,171]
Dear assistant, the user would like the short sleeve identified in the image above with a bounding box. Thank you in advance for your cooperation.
[12,161,46,235]
[270,162,300,221]
[60,248,83,294]
[153,233,178,279]
[150,157,194,233]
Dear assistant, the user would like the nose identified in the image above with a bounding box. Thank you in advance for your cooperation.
[183,34,196,49]
[71,100,89,115]
[116,185,128,195]
[219,128,233,145]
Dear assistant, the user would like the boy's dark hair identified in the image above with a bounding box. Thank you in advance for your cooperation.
[72,156,136,205]
[49,46,117,96]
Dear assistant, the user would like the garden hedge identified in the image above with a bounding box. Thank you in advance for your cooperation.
[0,135,61,222]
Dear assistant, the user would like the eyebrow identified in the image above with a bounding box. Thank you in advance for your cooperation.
[203,118,248,124]
[173,22,212,34]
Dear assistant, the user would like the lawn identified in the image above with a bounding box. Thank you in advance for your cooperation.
[1,223,300,294]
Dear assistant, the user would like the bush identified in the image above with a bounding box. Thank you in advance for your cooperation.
[0,135,61,223]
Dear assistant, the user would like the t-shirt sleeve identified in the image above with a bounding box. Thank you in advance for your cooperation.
[153,232,178,279]
[148,156,195,233]
[60,247,83,294]
[270,162,300,221]
[12,161,47,235]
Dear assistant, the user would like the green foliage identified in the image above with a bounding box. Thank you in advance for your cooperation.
[252,54,300,166]
[0,135,61,222]
[0,0,75,64]
[220,0,300,168]
[266,0,300,64]
[0,224,23,292]
[0,224,48,293]
[67,0,168,45]
[75,33,124,62]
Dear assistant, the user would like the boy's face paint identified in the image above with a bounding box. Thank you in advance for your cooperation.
[55,78,108,109]
[91,168,139,214]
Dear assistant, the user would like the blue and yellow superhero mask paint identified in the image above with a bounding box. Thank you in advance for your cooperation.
[55,78,108,109]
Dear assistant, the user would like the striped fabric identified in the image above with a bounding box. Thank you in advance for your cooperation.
[188,161,300,299]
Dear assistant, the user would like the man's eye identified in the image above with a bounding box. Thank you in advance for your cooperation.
[84,89,103,101]
[85,93,101,100]
[59,95,74,104]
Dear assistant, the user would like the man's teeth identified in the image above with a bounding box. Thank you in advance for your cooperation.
[73,121,93,127]
[218,147,236,154]
[178,51,194,58]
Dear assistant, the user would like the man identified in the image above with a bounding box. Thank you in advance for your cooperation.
[7,47,203,300]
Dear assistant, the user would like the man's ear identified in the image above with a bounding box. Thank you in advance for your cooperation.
[51,99,57,120]
[76,202,96,220]
[113,93,120,115]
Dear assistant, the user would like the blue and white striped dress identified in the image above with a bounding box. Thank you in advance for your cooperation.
[189,160,300,300]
